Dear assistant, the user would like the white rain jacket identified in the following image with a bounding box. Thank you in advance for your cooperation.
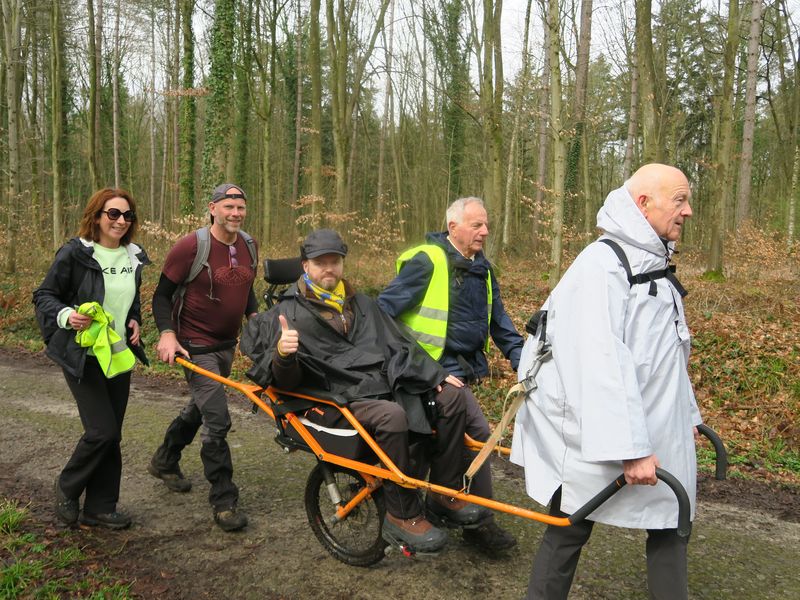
[510,184,702,529]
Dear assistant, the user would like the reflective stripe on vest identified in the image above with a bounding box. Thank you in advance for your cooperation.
[396,245,449,359]
[74,301,136,378]
[395,244,493,360]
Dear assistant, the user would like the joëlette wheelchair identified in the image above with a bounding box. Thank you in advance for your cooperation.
[176,256,728,567]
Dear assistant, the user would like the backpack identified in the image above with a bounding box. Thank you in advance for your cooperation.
[598,238,687,298]
[172,227,258,327]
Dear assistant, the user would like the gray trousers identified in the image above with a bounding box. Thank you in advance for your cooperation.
[526,487,689,600]
[153,348,239,510]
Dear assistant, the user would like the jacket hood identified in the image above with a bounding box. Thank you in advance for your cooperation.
[75,237,150,270]
[596,185,674,259]
[426,231,448,246]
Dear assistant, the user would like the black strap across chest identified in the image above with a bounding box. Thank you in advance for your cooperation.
[598,239,687,298]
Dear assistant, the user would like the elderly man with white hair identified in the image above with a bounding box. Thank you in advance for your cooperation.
[378,196,524,555]
[511,163,701,599]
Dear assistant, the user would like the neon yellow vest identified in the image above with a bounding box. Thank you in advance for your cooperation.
[74,302,136,378]
[395,244,492,360]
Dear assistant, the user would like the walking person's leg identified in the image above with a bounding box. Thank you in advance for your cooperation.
[646,528,690,600]
[190,349,245,531]
[459,385,517,553]
[526,487,594,600]
[60,357,132,528]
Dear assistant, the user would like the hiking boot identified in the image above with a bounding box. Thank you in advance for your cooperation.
[213,507,248,532]
[148,459,192,493]
[54,476,79,525]
[425,491,492,526]
[463,520,517,554]
[80,510,132,530]
[382,513,448,553]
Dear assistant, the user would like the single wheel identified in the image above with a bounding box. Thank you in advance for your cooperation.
[304,462,387,566]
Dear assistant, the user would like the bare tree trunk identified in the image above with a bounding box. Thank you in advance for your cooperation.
[735,0,763,227]
[27,10,41,241]
[291,0,303,206]
[635,0,662,162]
[87,0,100,190]
[478,0,504,248]
[623,59,638,179]
[171,0,180,214]
[178,0,195,215]
[326,0,390,212]
[2,0,22,273]
[502,0,532,249]
[789,144,798,247]
[96,0,104,184]
[533,1,550,254]
[547,0,567,283]
[708,0,739,275]
[112,0,121,188]
[51,0,64,248]
[149,1,157,220]
[376,0,396,213]
[564,0,593,199]
[309,0,322,202]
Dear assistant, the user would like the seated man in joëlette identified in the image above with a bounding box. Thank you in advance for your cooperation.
[241,229,490,552]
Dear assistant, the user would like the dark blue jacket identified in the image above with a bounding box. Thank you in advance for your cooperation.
[378,232,523,380]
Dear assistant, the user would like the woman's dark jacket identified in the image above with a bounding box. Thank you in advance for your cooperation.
[33,237,150,378]
[240,281,449,435]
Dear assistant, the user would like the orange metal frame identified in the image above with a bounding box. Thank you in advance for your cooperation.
[176,357,572,527]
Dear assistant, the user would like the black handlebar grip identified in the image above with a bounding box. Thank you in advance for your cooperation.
[696,423,728,480]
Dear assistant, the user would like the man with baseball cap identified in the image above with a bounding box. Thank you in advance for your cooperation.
[149,183,258,531]
[241,229,491,552]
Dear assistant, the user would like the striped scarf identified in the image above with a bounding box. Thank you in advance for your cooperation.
[303,273,346,313]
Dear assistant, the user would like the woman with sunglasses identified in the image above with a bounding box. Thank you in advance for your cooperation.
[34,188,150,529]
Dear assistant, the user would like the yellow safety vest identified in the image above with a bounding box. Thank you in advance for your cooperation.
[395,244,492,360]
[74,302,136,378]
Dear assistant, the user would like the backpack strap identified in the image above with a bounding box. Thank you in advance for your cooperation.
[237,229,259,271]
[598,238,687,298]
[186,226,212,285]
[171,228,259,331]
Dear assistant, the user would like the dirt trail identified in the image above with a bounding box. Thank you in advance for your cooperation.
[0,349,797,599]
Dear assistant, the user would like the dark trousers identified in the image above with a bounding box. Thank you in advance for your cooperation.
[461,385,493,499]
[352,384,467,519]
[60,356,131,514]
[152,348,238,510]
[526,487,690,600]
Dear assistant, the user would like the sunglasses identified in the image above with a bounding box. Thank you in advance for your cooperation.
[102,208,136,222]
[228,244,239,268]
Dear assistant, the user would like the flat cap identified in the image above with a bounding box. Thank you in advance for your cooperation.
[301,229,348,259]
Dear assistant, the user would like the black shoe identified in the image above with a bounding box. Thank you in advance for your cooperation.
[425,491,492,526]
[80,511,132,530]
[214,507,248,532]
[462,520,517,554]
[148,459,192,493]
[54,476,79,525]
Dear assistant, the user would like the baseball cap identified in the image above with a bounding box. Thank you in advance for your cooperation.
[211,183,247,203]
[301,229,348,259]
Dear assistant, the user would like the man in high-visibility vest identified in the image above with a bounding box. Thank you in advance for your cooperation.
[378,197,524,555]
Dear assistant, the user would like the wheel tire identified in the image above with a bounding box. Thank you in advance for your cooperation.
[304,462,387,567]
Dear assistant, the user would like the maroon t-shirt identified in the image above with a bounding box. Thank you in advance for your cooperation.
[163,232,256,346]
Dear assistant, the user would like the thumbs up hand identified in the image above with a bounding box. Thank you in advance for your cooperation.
[277,314,299,357]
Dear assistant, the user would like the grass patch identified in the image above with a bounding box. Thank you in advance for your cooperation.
[0,499,133,599]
